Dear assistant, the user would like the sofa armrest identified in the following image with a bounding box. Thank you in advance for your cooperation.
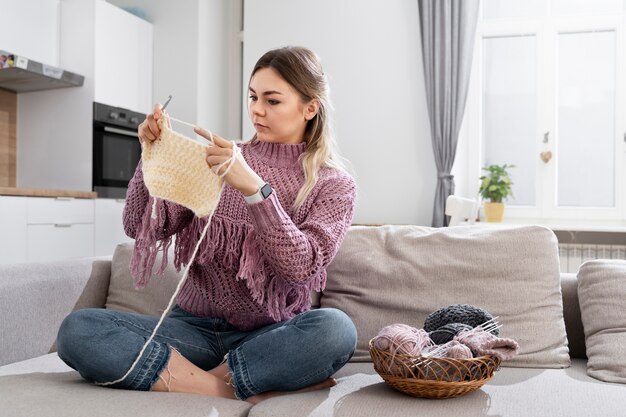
[0,257,111,366]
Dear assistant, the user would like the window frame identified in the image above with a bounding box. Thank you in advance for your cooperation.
[464,4,626,222]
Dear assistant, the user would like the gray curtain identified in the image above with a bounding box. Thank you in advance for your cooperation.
[418,0,479,227]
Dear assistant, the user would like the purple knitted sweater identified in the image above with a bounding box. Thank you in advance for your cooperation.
[123,140,356,331]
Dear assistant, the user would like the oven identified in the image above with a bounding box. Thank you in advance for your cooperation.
[92,102,144,198]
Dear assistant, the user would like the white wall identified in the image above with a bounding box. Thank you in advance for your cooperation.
[243,0,435,225]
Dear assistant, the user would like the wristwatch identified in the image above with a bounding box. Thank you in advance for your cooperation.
[244,183,273,204]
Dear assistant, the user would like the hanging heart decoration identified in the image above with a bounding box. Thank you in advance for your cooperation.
[540,151,552,163]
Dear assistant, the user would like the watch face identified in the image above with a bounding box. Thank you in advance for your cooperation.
[260,183,273,199]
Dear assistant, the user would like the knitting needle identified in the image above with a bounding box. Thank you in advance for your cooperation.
[160,94,196,129]
[417,317,503,364]
[161,95,173,111]
[158,94,215,146]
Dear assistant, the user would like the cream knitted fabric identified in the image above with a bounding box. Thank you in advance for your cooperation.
[141,117,222,217]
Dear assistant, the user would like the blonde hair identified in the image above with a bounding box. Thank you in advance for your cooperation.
[249,46,346,210]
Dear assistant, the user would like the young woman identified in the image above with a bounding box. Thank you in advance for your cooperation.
[57,46,357,403]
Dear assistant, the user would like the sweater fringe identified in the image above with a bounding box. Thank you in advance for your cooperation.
[237,230,324,321]
[130,197,172,288]
[131,200,322,320]
[173,215,247,270]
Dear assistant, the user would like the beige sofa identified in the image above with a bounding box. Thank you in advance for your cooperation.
[1,225,625,417]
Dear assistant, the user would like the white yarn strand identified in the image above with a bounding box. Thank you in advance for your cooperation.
[167,116,215,146]
[97,213,215,386]
[213,147,240,178]
[167,116,198,130]
[97,133,238,387]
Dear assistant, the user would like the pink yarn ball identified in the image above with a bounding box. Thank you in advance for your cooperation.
[445,341,473,359]
[373,324,432,355]
[373,324,434,375]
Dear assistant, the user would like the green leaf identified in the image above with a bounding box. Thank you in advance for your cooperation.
[477,163,515,203]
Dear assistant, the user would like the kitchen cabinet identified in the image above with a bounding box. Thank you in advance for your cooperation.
[0,196,94,264]
[0,196,136,264]
[27,224,94,263]
[27,197,94,224]
[94,0,153,114]
[0,196,27,264]
[95,198,133,256]
[25,197,95,263]
[0,0,60,67]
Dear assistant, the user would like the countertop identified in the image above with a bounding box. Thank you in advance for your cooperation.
[0,187,97,199]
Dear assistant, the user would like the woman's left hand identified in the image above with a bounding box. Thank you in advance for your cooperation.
[195,127,265,196]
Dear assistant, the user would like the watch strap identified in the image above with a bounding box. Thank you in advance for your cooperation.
[244,183,272,204]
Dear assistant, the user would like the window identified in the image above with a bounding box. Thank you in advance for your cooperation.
[465,0,626,221]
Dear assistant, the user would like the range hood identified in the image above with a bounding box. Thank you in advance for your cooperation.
[0,50,84,93]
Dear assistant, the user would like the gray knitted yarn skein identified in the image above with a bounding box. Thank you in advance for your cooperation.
[424,304,500,345]
[429,323,473,345]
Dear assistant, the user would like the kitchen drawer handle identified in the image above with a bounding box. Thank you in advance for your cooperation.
[115,199,126,203]
[54,223,72,228]
[55,197,75,201]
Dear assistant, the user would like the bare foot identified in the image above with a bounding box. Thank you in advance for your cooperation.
[152,349,236,399]
[152,350,336,404]
[246,378,338,404]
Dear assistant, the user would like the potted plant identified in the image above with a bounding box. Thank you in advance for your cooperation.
[478,164,514,223]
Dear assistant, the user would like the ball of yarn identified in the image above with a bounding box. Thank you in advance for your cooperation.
[372,324,433,356]
[445,341,474,359]
[424,304,499,337]
[429,322,473,344]
[373,324,434,376]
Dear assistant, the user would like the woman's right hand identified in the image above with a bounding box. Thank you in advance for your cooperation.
[138,103,168,144]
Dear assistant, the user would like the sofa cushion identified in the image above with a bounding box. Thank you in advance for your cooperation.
[321,225,570,368]
[105,243,181,315]
[247,359,625,417]
[0,354,251,417]
[577,259,626,383]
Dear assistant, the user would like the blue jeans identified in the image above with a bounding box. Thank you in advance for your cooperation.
[56,306,357,400]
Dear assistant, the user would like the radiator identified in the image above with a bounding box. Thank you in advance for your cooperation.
[559,243,626,273]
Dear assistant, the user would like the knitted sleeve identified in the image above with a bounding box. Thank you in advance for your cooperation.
[246,172,356,285]
[123,161,194,240]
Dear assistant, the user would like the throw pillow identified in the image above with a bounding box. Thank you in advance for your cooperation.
[105,242,180,315]
[106,242,323,316]
[577,259,626,383]
[321,225,571,368]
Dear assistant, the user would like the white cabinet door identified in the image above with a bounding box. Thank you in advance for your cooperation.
[0,0,60,65]
[27,197,94,224]
[94,1,153,113]
[95,198,133,256]
[27,224,94,263]
[0,196,27,264]
[25,197,95,262]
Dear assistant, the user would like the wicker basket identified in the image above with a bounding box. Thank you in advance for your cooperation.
[368,339,501,399]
